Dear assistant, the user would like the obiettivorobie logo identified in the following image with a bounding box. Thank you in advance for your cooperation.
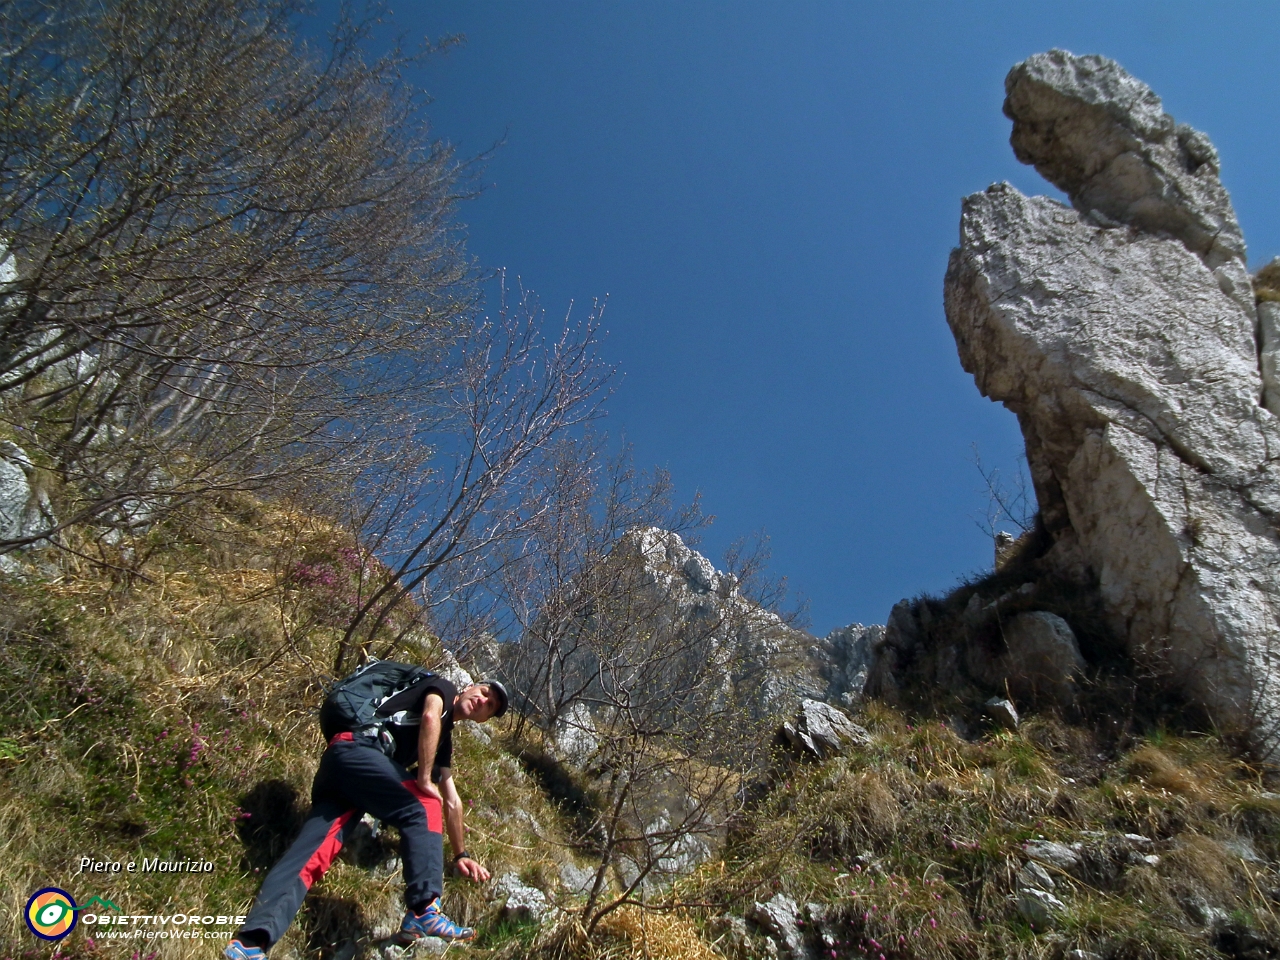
[24,888,121,942]
[24,887,247,945]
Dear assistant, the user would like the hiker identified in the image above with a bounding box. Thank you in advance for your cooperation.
[225,666,509,959]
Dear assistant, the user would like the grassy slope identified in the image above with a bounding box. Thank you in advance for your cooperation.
[0,496,572,959]
[5,498,1280,960]
[680,705,1280,960]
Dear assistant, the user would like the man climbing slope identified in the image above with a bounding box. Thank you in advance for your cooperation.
[225,663,509,957]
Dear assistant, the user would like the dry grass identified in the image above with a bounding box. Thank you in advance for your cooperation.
[523,910,722,960]
[1255,260,1280,302]
[7,496,1280,960]
[0,494,572,959]
[680,709,1280,960]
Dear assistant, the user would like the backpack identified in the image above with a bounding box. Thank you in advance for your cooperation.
[319,659,435,741]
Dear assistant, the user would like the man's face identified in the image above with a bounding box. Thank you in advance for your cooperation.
[456,684,500,722]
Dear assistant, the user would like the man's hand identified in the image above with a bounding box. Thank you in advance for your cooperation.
[454,856,490,883]
[416,772,442,803]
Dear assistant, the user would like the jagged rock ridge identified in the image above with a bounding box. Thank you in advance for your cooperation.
[945,50,1280,751]
[486,526,882,738]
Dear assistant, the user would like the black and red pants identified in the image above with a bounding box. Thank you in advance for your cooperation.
[235,736,443,948]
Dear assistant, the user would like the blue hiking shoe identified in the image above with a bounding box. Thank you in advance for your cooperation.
[224,939,268,960]
[400,900,476,942]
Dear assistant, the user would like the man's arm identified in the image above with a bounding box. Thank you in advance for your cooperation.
[439,768,490,883]
[416,692,444,802]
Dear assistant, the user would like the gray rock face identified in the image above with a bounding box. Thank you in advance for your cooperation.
[1017,860,1056,892]
[1000,611,1086,706]
[1024,840,1081,872]
[747,893,806,960]
[551,701,599,764]
[495,527,827,726]
[1004,49,1244,274]
[559,861,597,897]
[1016,887,1068,928]
[646,812,713,878]
[0,441,55,570]
[817,622,884,707]
[621,528,825,717]
[1183,895,1230,928]
[431,649,474,691]
[0,449,33,542]
[492,873,551,924]
[779,699,872,761]
[946,50,1280,752]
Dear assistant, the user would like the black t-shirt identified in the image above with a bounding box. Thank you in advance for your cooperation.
[376,675,457,774]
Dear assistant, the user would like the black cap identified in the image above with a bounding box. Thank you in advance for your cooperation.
[480,679,509,718]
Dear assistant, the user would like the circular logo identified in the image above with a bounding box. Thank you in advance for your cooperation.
[25,888,78,941]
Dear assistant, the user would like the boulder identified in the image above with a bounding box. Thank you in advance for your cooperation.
[1017,860,1056,892]
[747,893,806,960]
[946,50,1280,753]
[1023,840,1081,872]
[1000,611,1086,706]
[1016,887,1068,928]
[984,697,1020,731]
[491,873,551,924]
[779,699,872,761]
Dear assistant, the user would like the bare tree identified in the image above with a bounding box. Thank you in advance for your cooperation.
[456,435,704,736]
[566,543,779,934]
[459,437,804,935]
[0,0,473,547]
[324,280,614,672]
[970,444,1037,543]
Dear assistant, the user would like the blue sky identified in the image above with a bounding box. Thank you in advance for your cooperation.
[311,2,1280,635]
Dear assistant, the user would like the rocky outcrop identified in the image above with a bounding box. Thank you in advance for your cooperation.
[492,527,828,731]
[747,893,807,960]
[1000,611,1085,707]
[0,441,56,571]
[550,701,598,763]
[1003,50,1245,277]
[618,528,825,717]
[778,699,872,761]
[945,50,1280,751]
[491,873,552,924]
[816,622,883,708]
